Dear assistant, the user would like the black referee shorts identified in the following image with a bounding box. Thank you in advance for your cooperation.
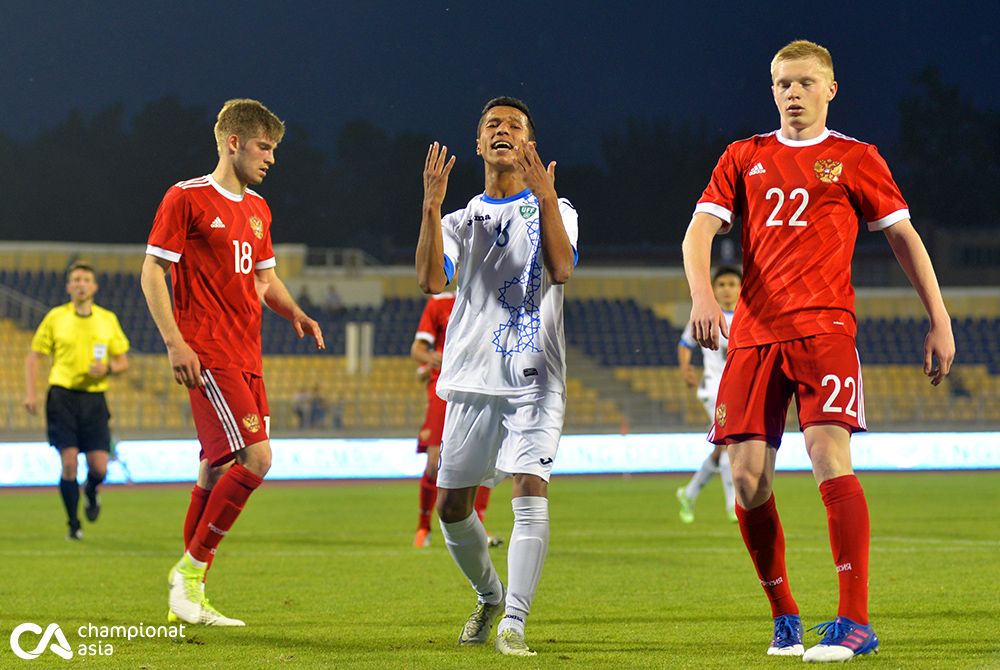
[46,386,111,453]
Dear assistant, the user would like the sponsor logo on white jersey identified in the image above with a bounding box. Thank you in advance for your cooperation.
[748,162,767,176]
[210,217,225,229]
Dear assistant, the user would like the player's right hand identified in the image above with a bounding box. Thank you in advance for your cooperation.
[423,142,455,209]
[681,366,699,388]
[167,341,202,388]
[23,396,38,415]
[690,296,728,350]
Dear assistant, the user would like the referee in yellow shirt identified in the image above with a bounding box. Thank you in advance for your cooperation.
[24,262,130,540]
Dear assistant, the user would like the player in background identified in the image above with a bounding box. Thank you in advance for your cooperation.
[411,293,500,549]
[675,266,741,524]
[141,99,324,627]
[682,40,954,662]
[416,97,578,656]
[24,262,130,540]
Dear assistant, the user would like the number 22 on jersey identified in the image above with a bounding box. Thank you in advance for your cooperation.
[764,187,809,227]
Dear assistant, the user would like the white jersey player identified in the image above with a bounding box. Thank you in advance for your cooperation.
[676,267,742,523]
[416,97,577,658]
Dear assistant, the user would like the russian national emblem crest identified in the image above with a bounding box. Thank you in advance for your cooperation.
[249,215,264,239]
[242,413,261,433]
[715,403,728,428]
[813,159,843,184]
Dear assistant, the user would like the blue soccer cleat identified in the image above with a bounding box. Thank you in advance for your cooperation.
[767,613,804,656]
[803,616,879,662]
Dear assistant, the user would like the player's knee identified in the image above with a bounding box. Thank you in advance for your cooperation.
[238,442,272,477]
[61,462,78,480]
[436,490,474,523]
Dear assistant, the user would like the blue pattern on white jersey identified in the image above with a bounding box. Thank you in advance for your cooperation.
[493,195,542,356]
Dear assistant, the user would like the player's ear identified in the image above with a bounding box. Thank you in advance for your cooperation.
[827,80,838,102]
[475,137,481,156]
[227,133,241,154]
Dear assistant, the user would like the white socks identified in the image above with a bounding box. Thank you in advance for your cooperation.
[685,454,718,500]
[498,496,549,637]
[719,451,736,513]
[440,512,503,605]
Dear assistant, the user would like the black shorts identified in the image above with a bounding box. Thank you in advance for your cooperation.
[46,386,111,453]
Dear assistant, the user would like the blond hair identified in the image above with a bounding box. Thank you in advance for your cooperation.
[213,99,285,154]
[770,40,835,82]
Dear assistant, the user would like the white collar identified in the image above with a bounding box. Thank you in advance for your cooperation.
[775,128,830,147]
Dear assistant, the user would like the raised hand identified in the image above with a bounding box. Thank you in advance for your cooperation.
[423,142,456,209]
[515,141,557,199]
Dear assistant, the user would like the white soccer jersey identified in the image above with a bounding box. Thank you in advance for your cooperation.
[680,309,735,399]
[435,189,579,398]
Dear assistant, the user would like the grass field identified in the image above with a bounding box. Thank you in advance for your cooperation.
[1,472,998,669]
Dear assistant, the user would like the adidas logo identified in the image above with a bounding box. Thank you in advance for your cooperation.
[748,162,766,176]
[210,217,225,229]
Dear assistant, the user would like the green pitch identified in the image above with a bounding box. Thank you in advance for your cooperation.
[1,472,998,669]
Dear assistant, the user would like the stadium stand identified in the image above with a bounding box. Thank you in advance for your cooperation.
[2,263,998,437]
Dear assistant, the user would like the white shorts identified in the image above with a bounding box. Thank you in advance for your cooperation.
[696,386,719,423]
[437,391,565,490]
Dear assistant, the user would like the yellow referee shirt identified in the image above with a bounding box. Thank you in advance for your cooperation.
[31,303,130,393]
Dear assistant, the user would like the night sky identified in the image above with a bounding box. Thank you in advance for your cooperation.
[3,1,998,166]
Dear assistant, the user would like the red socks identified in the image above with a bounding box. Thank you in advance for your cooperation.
[183,485,211,547]
[418,472,437,531]
[819,474,870,624]
[188,464,262,564]
[473,486,491,523]
[735,494,799,618]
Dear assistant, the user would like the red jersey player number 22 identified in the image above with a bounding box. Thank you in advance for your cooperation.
[696,129,909,351]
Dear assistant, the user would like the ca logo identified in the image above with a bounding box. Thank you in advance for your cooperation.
[10,623,73,660]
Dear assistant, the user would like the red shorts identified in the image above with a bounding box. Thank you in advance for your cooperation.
[417,382,446,453]
[709,334,866,448]
[189,368,270,466]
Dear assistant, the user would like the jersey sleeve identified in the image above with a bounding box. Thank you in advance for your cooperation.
[146,186,189,262]
[255,201,277,270]
[694,145,742,234]
[856,146,910,231]
[108,312,131,356]
[441,210,464,283]
[679,321,698,349]
[559,198,580,266]
[414,299,437,346]
[30,310,55,355]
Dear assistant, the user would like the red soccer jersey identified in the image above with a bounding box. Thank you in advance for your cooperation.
[146,175,276,375]
[696,129,909,349]
[414,293,456,386]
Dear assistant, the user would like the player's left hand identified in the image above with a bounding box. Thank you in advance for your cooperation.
[515,141,557,200]
[924,321,955,386]
[293,312,325,350]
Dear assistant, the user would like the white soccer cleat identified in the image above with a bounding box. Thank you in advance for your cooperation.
[495,628,537,656]
[167,555,206,624]
[198,599,246,626]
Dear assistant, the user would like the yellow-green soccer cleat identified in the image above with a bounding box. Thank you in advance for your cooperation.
[458,587,506,645]
[495,628,537,656]
[167,555,206,624]
[676,487,695,524]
